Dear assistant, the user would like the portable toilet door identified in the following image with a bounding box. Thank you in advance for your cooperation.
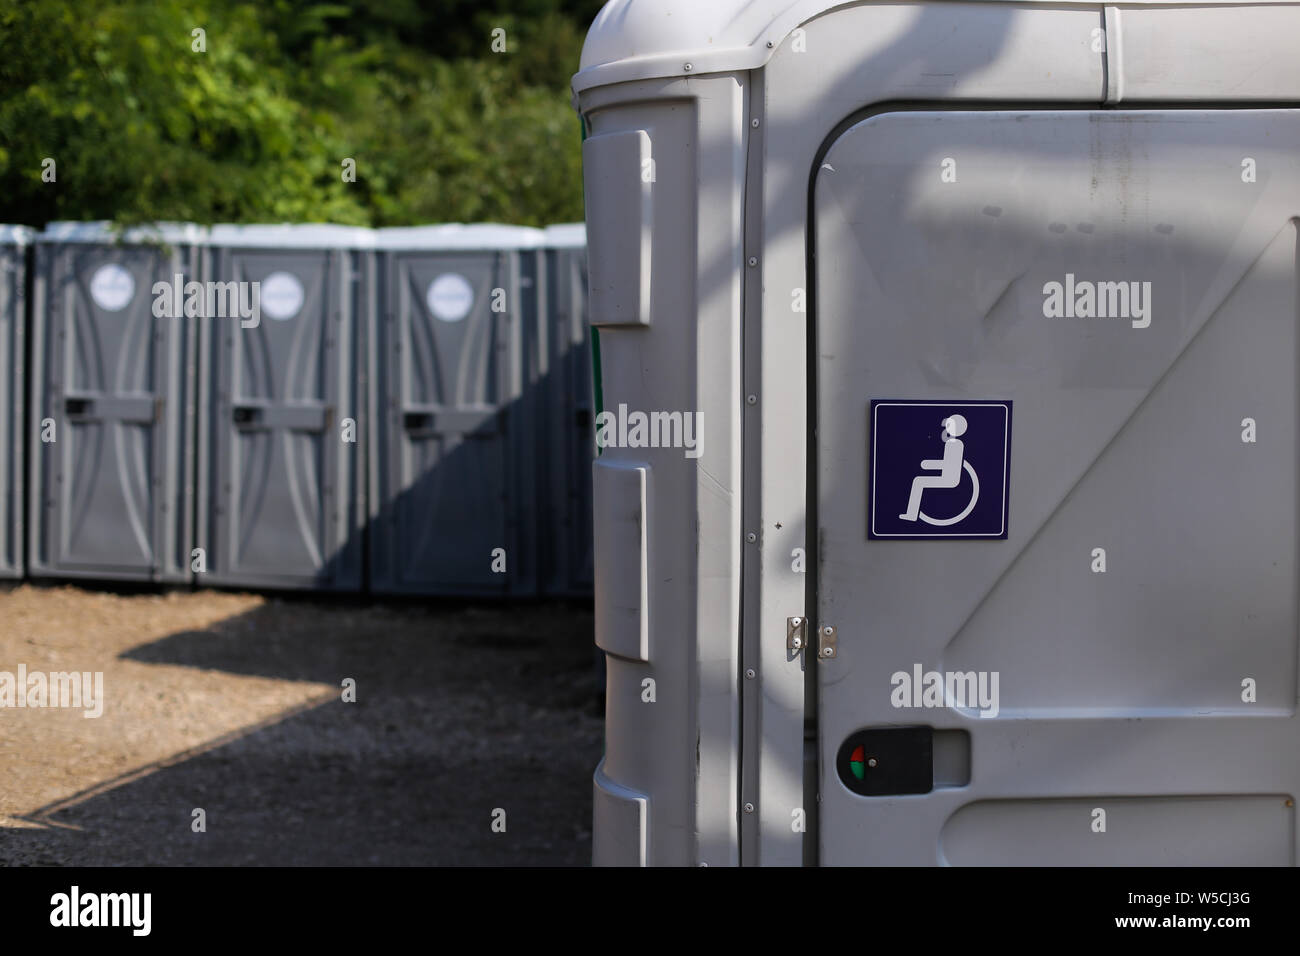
[196,224,371,592]
[369,225,545,597]
[0,225,32,579]
[542,223,595,597]
[576,0,1300,866]
[28,222,199,583]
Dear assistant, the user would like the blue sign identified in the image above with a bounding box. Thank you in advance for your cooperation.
[869,400,1011,539]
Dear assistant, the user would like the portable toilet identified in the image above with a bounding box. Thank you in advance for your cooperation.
[368,224,545,597]
[577,0,1300,866]
[28,222,201,583]
[541,223,595,597]
[0,225,32,579]
[195,224,372,592]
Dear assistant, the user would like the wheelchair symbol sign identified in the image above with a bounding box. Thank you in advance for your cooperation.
[868,400,1011,539]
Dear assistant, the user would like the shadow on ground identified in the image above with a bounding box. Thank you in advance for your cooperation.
[2,596,600,866]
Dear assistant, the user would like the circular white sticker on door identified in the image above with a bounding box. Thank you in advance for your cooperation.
[260,271,304,321]
[89,264,134,312]
[426,273,474,322]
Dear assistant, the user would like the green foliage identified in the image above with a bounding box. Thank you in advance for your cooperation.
[0,0,594,228]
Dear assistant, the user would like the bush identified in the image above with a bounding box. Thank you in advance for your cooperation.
[0,0,594,227]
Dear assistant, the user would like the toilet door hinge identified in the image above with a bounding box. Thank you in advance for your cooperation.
[786,616,807,651]
[818,624,837,660]
[788,617,836,659]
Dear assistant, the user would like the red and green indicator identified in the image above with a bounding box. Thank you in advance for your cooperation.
[849,745,871,779]
[837,728,933,796]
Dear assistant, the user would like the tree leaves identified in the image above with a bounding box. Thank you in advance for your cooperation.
[0,0,590,227]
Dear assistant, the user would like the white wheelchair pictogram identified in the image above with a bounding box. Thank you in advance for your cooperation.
[899,414,980,527]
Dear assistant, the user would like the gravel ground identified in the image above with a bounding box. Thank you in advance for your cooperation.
[0,583,601,866]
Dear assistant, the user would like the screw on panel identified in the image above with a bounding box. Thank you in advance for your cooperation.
[745,668,756,679]
[747,395,757,405]
[683,62,694,72]
[766,40,775,48]
[751,118,760,128]
[748,256,758,267]
[744,803,755,814]
[746,532,756,543]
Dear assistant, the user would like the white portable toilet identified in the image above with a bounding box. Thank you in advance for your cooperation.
[541,223,595,597]
[0,225,32,579]
[29,222,203,583]
[197,224,373,592]
[577,0,1300,866]
[368,224,546,597]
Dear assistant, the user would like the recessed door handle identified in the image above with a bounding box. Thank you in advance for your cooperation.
[232,405,264,428]
[64,397,93,417]
[403,412,432,432]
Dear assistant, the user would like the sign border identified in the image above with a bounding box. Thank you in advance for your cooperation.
[868,399,1012,540]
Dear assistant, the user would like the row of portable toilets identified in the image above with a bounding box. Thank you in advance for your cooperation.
[0,222,594,596]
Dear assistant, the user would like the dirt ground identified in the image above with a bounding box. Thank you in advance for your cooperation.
[0,583,601,866]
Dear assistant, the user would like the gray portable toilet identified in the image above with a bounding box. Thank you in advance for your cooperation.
[577,0,1300,866]
[28,222,200,583]
[195,224,371,592]
[368,224,544,597]
[0,225,32,579]
[541,223,595,597]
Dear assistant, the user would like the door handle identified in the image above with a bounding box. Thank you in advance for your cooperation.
[232,405,264,428]
[403,412,433,432]
[64,397,94,418]
[65,394,158,423]
[233,403,332,431]
[402,409,501,437]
